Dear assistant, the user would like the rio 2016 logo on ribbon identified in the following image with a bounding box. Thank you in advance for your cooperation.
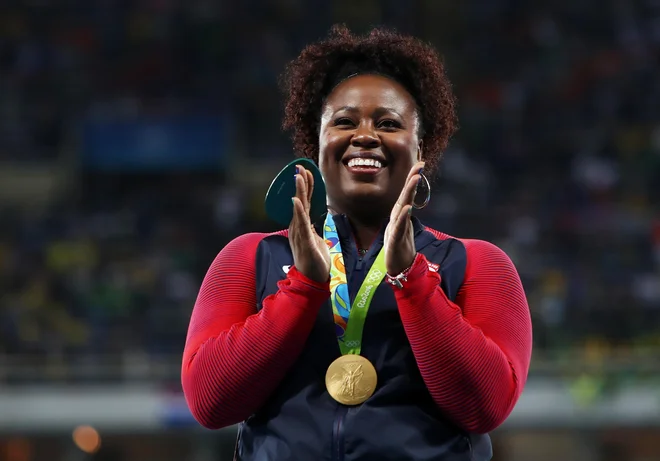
[356,268,385,309]
[366,269,384,284]
[344,340,361,348]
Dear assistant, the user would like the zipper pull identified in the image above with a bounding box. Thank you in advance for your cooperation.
[356,256,364,271]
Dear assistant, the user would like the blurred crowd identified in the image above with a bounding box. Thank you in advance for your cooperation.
[1,0,660,382]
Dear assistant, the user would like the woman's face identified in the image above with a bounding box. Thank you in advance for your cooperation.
[319,74,421,217]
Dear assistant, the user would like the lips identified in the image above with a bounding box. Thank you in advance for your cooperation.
[347,157,383,168]
[342,153,387,176]
[342,152,388,169]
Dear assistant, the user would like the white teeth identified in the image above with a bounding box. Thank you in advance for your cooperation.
[347,158,383,168]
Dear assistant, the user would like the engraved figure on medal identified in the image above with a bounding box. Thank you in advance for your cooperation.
[335,363,367,399]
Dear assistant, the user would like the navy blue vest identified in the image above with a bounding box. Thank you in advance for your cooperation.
[236,215,493,461]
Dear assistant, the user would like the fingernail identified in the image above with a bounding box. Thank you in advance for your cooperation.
[291,198,295,205]
[408,207,413,215]
[296,166,300,174]
[418,168,424,175]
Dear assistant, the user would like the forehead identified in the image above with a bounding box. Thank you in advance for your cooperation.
[324,74,417,115]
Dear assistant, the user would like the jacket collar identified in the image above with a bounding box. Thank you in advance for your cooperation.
[313,212,433,251]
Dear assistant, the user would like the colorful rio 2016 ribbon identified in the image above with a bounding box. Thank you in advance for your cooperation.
[323,214,387,356]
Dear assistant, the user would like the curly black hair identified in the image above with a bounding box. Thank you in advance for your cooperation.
[281,24,458,175]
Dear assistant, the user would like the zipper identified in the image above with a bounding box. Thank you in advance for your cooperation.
[331,405,348,461]
[352,235,377,272]
[353,233,365,271]
[353,239,369,271]
[355,255,364,271]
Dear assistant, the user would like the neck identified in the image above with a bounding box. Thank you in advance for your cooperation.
[350,216,382,251]
[328,205,386,250]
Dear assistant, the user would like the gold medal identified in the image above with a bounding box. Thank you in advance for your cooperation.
[325,355,377,405]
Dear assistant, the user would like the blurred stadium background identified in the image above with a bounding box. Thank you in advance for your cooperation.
[1,1,659,460]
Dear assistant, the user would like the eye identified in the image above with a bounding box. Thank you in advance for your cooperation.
[377,119,401,130]
[334,117,355,127]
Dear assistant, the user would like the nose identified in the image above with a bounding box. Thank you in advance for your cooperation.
[351,122,380,148]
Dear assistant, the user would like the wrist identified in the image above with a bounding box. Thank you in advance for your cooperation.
[386,254,417,278]
[386,253,429,289]
[385,259,416,289]
[289,266,330,288]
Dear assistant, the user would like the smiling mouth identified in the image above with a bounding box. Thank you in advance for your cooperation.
[342,157,386,176]
[346,157,384,169]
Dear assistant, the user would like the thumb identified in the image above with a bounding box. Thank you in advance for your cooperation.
[293,196,317,240]
[291,197,308,226]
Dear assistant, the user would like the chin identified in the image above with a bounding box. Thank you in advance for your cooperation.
[341,183,392,212]
[344,181,385,196]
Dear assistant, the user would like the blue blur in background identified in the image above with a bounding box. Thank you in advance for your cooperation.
[82,115,227,170]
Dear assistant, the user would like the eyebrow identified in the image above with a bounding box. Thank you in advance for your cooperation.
[334,106,404,118]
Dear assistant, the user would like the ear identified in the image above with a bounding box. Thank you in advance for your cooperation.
[416,140,423,162]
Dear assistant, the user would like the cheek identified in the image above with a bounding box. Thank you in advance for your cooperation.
[388,135,419,162]
[318,130,346,165]
[318,131,336,176]
[317,133,330,167]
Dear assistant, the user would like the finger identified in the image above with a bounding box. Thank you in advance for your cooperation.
[295,165,308,208]
[409,160,426,207]
[290,196,301,229]
[389,204,413,246]
[293,195,320,251]
[391,162,425,218]
[405,161,426,185]
[401,173,420,208]
[398,162,425,202]
[402,162,426,206]
[291,196,310,232]
[305,169,314,212]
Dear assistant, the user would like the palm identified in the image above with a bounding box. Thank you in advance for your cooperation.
[383,162,425,275]
[313,233,331,271]
[289,164,331,283]
[383,215,414,274]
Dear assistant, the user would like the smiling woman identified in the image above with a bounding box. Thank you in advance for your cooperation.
[181,25,533,461]
[320,74,420,224]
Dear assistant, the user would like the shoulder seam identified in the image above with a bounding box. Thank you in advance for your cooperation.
[423,226,453,241]
[248,229,288,239]
[423,228,496,249]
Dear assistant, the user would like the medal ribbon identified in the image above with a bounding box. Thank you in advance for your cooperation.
[323,214,387,356]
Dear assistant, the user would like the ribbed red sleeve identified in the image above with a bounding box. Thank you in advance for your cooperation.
[394,237,532,434]
[181,232,330,429]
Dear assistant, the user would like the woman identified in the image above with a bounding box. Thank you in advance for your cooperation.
[182,25,532,461]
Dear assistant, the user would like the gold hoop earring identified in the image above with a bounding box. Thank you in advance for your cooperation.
[413,172,431,209]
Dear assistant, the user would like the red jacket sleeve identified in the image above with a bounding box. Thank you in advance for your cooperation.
[181,232,330,429]
[393,239,532,434]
